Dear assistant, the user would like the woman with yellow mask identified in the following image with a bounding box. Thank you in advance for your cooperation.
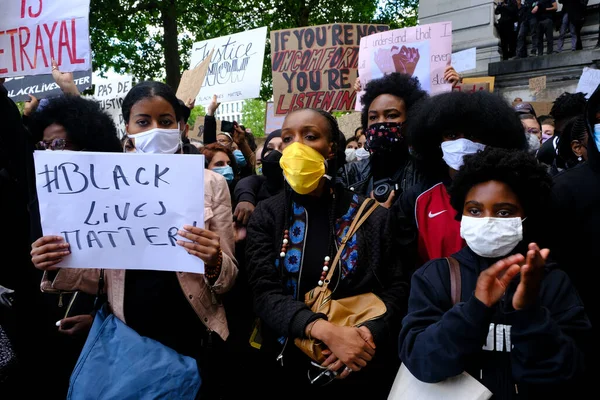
[245,108,408,398]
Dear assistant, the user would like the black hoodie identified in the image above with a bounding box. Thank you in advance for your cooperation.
[545,86,600,330]
[399,246,590,399]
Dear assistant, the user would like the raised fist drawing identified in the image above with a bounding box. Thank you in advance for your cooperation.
[374,48,396,75]
[391,46,420,77]
[374,46,420,77]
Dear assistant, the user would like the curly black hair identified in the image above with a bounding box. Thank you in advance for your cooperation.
[30,95,121,152]
[550,92,587,124]
[448,147,552,224]
[359,73,428,130]
[408,90,527,180]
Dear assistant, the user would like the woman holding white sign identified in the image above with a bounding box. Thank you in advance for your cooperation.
[31,81,238,399]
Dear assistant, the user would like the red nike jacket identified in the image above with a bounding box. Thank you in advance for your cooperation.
[415,182,465,264]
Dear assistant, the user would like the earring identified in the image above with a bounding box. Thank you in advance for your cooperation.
[578,156,583,161]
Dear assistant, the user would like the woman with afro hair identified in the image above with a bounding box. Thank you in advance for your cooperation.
[338,72,429,207]
[392,90,528,268]
[399,147,590,399]
[340,68,461,207]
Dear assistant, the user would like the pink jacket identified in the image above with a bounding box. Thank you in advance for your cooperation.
[41,169,238,340]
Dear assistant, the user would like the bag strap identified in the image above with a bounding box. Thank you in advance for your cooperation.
[93,269,106,312]
[321,198,379,290]
[446,257,461,306]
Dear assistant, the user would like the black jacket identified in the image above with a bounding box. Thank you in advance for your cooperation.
[245,188,408,353]
[560,0,586,22]
[399,246,590,399]
[234,174,281,206]
[545,85,600,331]
[338,157,422,198]
[495,0,519,24]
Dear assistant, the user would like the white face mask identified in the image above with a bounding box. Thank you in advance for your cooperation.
[441,138,486,171]
[526,133,540,154]
[355,147,370,161]
[127,127,181,154]
[345,148,358,163]
[460,216,523,258]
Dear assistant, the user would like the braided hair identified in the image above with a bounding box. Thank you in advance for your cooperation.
[557,115,588,168]
[279,108,347,279]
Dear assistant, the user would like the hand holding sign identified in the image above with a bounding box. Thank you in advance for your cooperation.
[444,66,461,88]
[176,225,221,267]
[31,235,71,271]
[52,59,79,95]
[391,46,420,76]
[23,94,39,116]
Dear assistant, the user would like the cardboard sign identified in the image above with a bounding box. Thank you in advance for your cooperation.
[529,76,546,92]
[529,101,553,117]
[452,82,490,93]
[34,151,206,273]
[264,101,286,134]
[177,48,214,102]
[2,69,92,101]
[271,23,388,115]
[93,75,133,138]
[462,76,495,92]
[451,47,476,73]
[575,67,600,98]
[356,22,453,111]
[189,27,267,105]
[0,0,91,78]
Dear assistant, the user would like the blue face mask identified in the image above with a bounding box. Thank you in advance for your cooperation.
[594,124,600,152]
[212,166,234,182]
[233,149,247,167]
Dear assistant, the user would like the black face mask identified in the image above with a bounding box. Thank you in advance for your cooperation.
[262,150,283,184]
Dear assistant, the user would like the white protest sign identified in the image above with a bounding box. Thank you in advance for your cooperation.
[356,22,453,111]
[576,67,600,99]
[265,101,286,134]
[34,151,206,273]
[189,26,267,105]
[0,0,91,78]
[93,75,133,138]
[451,47,476,73]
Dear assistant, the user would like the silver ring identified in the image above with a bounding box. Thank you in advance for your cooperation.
[344,366,352,373]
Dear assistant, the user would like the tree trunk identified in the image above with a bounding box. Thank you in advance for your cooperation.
[298,0,310,27]
[162,0,180,90]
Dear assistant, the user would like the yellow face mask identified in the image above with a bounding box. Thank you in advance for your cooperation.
[279,142,326,195]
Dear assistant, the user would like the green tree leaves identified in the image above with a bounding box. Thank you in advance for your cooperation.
[89,0,419,97]
[241,99,266,137]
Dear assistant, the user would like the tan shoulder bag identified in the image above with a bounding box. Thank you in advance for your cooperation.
[294,198,387,363]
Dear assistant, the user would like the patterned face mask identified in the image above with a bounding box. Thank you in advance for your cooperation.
[364,122,403,153]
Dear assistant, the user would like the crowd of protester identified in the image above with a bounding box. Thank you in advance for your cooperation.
[0,38,597,400]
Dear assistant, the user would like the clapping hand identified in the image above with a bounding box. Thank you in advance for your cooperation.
[475,253,523,307]
[512,243,548,310]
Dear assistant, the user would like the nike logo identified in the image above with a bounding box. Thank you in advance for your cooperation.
[428,210,447,218]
